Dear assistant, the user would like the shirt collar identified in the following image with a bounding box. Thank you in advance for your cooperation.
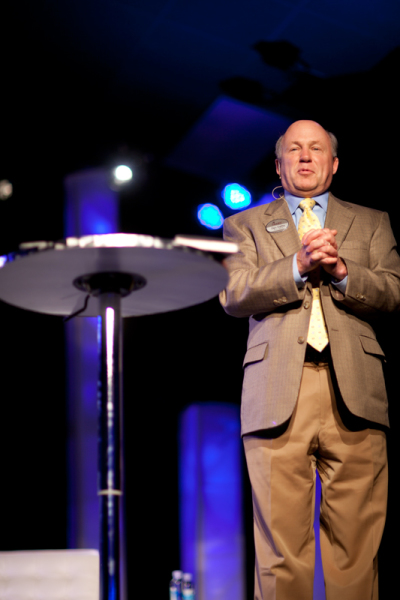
[284,191,329,215]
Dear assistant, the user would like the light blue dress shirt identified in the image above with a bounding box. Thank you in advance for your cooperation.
[284,191,348,293]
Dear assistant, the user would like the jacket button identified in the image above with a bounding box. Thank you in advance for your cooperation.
[303,301,310,309]
[298,336,305,344]
[281,296,287,303]
[273,299,280,305]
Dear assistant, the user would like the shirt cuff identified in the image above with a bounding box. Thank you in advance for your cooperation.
[331,275,348,293]
[293,254,307,288]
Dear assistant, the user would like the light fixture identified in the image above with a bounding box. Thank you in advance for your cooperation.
[222,183,251,210]
[112,165,133,186]
[197,203,224,230]
[0,180,13,200]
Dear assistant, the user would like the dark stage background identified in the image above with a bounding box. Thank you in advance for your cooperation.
[1,1,400,598]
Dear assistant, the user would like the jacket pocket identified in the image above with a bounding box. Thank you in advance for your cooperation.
[359,335,385,358]
[243,341,268,367]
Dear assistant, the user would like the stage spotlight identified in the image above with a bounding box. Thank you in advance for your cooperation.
[112,165,133,186]
[197,203,224,230]
[0,180,13,200]
[222,183,251,210]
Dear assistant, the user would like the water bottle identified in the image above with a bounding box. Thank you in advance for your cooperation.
[182,572,195,600]
[169,570,183,600]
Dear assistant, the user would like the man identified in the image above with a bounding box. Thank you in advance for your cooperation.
[219,120,400,600]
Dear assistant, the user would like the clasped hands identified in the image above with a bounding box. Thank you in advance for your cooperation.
[297,228,348,281]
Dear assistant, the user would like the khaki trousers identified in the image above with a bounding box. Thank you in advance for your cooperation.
[243,362,387,600]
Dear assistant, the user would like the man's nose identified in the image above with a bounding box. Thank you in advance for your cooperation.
[300,149,311,161]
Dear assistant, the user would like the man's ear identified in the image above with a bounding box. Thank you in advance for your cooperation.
[275,158,281,177]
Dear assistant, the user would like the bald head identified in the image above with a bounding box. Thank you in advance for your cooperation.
[275,120,338,160]
[274,120,339,198]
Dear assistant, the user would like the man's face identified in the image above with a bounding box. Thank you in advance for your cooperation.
[275,120,339,198]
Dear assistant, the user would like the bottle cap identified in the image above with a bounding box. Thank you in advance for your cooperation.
[172,570,183,580]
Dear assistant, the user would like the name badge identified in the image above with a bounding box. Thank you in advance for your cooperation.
[266,219,289,233]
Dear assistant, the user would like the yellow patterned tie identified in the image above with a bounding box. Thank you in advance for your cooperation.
[298,198,329,352]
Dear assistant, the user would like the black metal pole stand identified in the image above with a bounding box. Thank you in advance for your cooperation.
[75,271,143,600]
[98,291,123,600]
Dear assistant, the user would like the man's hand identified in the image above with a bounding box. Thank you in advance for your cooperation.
[297,228,348,281]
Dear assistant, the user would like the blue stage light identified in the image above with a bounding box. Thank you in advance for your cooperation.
[222,183,251,210]
[197,203,224,230]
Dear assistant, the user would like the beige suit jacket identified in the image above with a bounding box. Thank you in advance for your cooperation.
[220,193,400,435]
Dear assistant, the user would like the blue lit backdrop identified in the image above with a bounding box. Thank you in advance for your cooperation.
[64,167,119,551]
[179,403,245,600]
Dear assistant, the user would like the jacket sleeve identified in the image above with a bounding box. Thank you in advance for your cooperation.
[331,211,400,315]
[219,214,305,318]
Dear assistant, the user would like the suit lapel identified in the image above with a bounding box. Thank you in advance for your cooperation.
[262,197,301,257]
[325,193,355,249]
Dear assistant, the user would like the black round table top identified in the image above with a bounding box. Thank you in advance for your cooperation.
[0,234,234,317]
